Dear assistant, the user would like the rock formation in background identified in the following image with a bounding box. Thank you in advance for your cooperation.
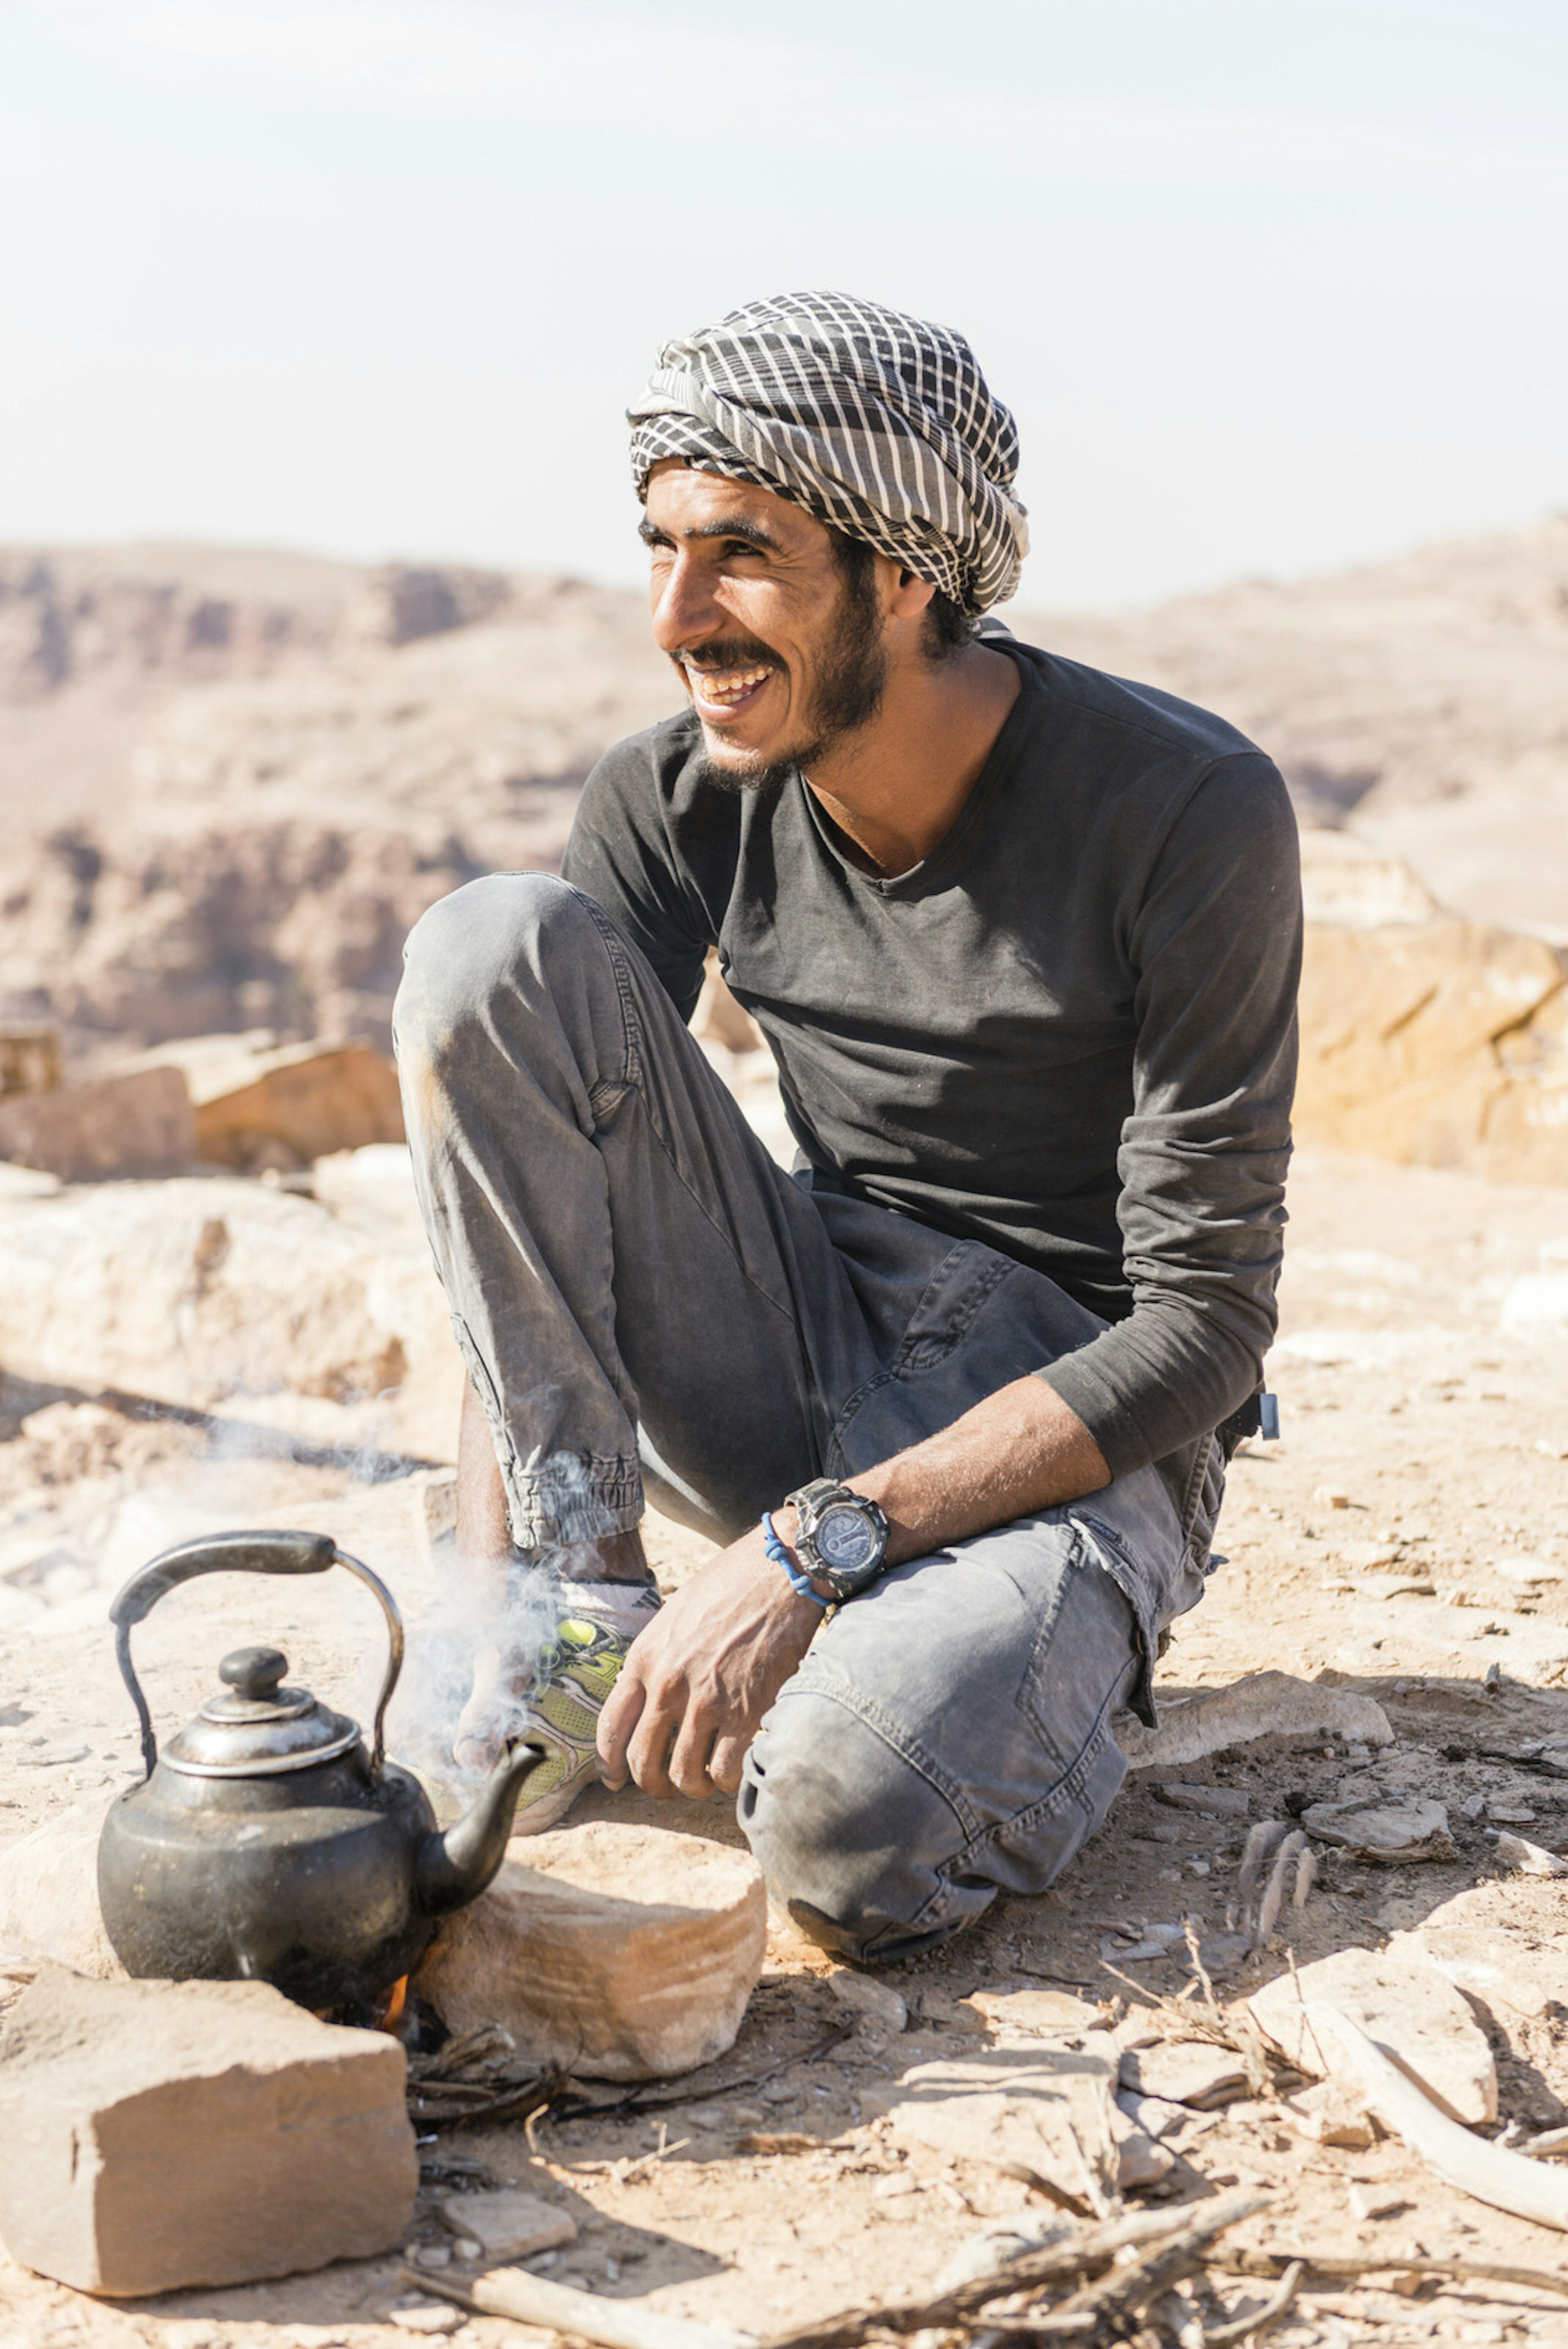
[1,524,1565,1189]
[0,544,674,1055]
[1030,513,1568,940]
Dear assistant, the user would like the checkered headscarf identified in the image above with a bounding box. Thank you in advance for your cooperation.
[628,291,1029,616]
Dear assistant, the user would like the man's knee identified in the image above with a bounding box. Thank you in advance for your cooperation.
[738,1688,967,1964]
[395,871,592,1061]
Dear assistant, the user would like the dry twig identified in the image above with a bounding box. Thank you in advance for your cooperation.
[758,2189,1267,2349]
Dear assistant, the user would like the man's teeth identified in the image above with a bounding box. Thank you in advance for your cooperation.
[691,664,771,704]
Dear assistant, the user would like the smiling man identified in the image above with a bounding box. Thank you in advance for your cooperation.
[394,292,1300,1961]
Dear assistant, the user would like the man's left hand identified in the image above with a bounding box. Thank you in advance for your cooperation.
[596,1521,822,1799]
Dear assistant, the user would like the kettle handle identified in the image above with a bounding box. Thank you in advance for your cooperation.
[108,1530,404,1781]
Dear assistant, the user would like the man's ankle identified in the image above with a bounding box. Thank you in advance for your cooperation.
[548,1526,650,1585]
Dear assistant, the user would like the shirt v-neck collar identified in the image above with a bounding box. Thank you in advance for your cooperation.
[793,646,1040,898]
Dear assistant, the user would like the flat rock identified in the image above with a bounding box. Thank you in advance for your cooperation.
[1410,1884,1568,2018]
[414,1820,766,2082]
[1249,1944,1496,2125]
[0,1969,415,2294]
[1116,1671,1392,1769]
[1300,1795,1454,1863]
[440,2188,576,2262]
[863,2044,1118,2200]
[1117,2040,1251,2111]
[968,1989,1104,2038]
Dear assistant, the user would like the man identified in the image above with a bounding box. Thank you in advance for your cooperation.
[394,291,1298,1963]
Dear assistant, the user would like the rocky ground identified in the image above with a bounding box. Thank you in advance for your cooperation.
[2,1134,1568,2347]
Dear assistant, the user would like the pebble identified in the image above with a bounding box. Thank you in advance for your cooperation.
[388,2306,462,2336]
[828,1970,909,2034]
[1152,1781,1251,1819]
[14,1744,90,1769]
[1315,1487,1352,1510]
[872,2171,918,2198]
[762,2079,797,2103]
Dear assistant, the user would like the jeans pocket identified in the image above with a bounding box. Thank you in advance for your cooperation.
[1018,1526,1141,1775]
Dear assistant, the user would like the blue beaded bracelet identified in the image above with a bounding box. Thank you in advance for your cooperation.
[761,1511,829,1608]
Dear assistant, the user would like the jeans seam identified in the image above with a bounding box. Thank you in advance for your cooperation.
[577,889,644,1092]
[904,1699,1131,1946]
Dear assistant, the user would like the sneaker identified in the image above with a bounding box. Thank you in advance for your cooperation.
[508,1579,662,1835]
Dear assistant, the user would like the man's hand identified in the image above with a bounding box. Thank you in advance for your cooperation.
[598,1374,1111,1803]
[597,1520,822,1799]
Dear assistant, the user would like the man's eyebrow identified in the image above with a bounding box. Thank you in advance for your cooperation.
[638,514,786,554]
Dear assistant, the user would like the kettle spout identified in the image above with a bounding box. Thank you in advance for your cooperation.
[414,1739,550,1918]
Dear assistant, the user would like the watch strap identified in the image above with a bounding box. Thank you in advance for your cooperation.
[760,1512,830,1609]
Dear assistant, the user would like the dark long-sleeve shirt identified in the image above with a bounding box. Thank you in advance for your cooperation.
[563,635,1300,1483]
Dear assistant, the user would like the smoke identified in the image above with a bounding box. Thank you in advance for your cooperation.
[386,1450,619,1821]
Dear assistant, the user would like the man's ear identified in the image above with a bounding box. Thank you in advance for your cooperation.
[888,566,937,623]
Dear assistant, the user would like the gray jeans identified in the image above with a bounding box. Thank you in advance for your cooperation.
[394,873,1214,1962]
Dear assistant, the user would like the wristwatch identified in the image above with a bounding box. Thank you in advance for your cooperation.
[784,1478,890,1601]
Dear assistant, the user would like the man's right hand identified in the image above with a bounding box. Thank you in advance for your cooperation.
[597,1516,824,1800]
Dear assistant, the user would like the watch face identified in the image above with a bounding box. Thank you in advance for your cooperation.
[815,1503,880,1574]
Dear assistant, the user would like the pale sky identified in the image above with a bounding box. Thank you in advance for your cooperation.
[2,0,1565,610]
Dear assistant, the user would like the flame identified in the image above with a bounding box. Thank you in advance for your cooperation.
[375,1974,409,2033]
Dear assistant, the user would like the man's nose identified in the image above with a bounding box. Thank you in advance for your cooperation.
[650,553,722,654]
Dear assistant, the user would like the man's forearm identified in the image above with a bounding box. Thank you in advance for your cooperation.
[776,1375,1111,1572]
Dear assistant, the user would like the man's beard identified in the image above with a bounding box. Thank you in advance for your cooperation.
[686,562,887,797]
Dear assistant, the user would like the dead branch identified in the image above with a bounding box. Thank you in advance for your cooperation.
[399,2263,755,2349]
[552,2022,857,2124]
[757,2191,1267,2349]
[1215,2249,1568,2300]
[1204,2260,1304,2345]
[1044,2191,1271,2343]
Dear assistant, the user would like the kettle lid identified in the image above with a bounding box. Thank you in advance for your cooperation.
[163,1645,362,1779]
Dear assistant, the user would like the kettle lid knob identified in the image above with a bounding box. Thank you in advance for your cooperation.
[219,1645,290,1701]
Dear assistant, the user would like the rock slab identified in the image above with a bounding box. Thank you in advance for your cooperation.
[0,1969,417,2294]
[1300,1795,1454,1864]
[414,1820,767,2082]
[441,2188,576,2262]
[1116,1671,1393,1769]
[1410,1884,1568,2019]
[1248,1944,1497,2126]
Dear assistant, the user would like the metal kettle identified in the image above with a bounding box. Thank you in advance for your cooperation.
[96,1529,547,2013]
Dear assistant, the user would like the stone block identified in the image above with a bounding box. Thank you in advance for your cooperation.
[0,1065,193,1181]
[1249,1944,1496,2126]
[413,1820,766,2082]
[131,1033,405,1170]
[0,1969,417,2294]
